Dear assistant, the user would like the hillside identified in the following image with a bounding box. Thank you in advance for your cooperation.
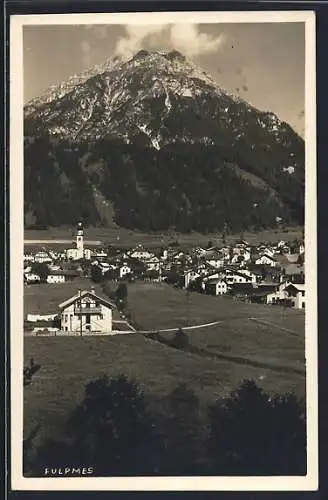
[24,49,305,232]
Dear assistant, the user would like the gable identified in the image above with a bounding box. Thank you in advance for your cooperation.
[59,290,116,310]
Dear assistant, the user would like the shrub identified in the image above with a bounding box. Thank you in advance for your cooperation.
[207,379,306,475]
[171,328,189,349]
[63,375,161,475]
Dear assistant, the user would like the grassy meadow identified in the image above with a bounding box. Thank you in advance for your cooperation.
[24,225,304,249]
[24,278,120,320]
[24,280,305,448]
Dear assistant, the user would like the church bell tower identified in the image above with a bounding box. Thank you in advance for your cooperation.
[76,221,84,254]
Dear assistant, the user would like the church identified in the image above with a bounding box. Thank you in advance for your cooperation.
[66,222,92,261]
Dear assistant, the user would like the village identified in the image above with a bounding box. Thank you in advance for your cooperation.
[24,222,305,336]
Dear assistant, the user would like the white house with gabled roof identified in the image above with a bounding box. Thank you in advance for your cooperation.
[284,283,305,309]
[255,254,277,267]
[59,288,116,334]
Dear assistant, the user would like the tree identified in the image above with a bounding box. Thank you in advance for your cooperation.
[62,375,161,475]
[90,265,103,283]
[31,262,49,283]
[116,283,128,308]
[207,379,306,475]
[23,358,41,387]
[23,359,42,475]
[171,328,189,349]
[162,383,203,473]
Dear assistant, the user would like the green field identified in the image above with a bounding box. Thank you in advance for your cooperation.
[24,278,120,320]
[24,280,305,448]
[24,225,304,249]
[127,283,305,372]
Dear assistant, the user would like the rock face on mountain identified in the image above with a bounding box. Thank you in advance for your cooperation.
[24,49,304,232]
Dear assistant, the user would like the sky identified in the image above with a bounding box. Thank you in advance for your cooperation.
[23,22,305,136]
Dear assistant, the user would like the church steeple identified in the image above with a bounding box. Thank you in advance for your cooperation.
[76,221,84,253]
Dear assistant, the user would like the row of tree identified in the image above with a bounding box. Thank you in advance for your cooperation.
[24,375,306,477]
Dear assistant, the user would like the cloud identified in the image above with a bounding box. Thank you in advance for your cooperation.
[81,39,92,67]
[170,24,226,57]
[114,23,226,58]
[83,25,109,39]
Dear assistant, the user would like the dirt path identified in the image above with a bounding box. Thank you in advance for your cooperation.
[248,317,299,336]
[136,320,224,334]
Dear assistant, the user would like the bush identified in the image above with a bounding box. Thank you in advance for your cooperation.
[90,265,103,283]
[164,384,203,473]
[115,283,128,309]
[207,379,306,475]
[171,328,189,349]
[64,375,161,475]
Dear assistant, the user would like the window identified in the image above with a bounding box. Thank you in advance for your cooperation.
[302,302,305,308]
[98,314,103,320]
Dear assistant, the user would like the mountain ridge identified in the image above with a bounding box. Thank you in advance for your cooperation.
[24,49,304,233]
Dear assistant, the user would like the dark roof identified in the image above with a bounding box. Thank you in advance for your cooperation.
[251,285,278,296]
[230,283,254,294]
[206,278,227,285]
[246,264,265,275]
[59,290,117,310]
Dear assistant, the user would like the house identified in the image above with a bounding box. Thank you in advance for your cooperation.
[34,251,52,264]
[61,269,81,280]
[183,269,201,289]
[205,279,228,296]
[119,264,132,279]
[145,256,161,271]
[46,272,66,284]
[231,250,251,266]
[245,264,266,282]
[129,248,154,261]
[284,283,305,309]
[282,264,305,283]
[24,253,35,263]
[285,253,300,264]
[59,288,116,334]
[24,273,41,284]
[224,269,256,285]
[160,248,168,260]
[238,269,257,283]
[94,250,108,261]
[275,254,290,266]
[249,284,279,304]
[255,254,277,267]
[206,256,225,269]
[229,283,255,300]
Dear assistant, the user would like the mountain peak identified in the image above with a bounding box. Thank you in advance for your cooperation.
[24,45,304,232]
[131,48,186,62]
[163,50,186,62]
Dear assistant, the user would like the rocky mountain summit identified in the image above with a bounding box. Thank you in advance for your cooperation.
[24,49,304,232]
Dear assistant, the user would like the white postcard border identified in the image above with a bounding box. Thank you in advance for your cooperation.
[10,10,318,491]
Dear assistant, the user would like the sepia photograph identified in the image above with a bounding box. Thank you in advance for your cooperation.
[10,10,317,491]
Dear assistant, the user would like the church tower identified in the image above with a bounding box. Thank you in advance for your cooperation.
[76,221,84,254]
